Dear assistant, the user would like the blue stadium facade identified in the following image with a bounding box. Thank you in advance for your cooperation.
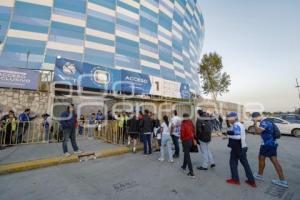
[0,0,204,96]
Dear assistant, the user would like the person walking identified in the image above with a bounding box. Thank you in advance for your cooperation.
[252,112,288,188]
[60,104,81,156]
[171,110,181,158]
[3,110,17,146]
[226,112,256,188]
[158,115,174,163]
[180,113,196,178]
[196,110,215,170]
[140,110,153,155]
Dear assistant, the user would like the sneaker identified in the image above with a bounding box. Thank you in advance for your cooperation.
[272,179,289,188]
[168,159,174,163]
[64,152,71,157]
[181,166,186,171]
[211,164,216,168]
[245,180,257,188]
[158,158,164,162]
[74,150,82,154]
[187,172,196,179]
[253,173,264,181]
[226,179,240,185]
[132,147,136,153]
[173,154,179,158]
[197,166,208,170]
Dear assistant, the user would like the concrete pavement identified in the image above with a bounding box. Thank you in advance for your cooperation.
[0,135,299,200]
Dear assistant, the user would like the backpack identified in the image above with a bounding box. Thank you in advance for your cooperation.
[271,121,281,139]
[199,120,212,142]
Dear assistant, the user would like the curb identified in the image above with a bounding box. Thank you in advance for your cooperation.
[0,146,143,176]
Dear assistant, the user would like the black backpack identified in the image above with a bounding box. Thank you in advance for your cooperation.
[200,120,212,142]
[271,121,281,139]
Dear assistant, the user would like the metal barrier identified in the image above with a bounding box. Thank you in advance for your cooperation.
[0,119,127,147]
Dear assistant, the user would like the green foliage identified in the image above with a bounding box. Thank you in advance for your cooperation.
[199,52,231,97]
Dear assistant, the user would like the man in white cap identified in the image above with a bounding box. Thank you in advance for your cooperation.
[226,112,256,188]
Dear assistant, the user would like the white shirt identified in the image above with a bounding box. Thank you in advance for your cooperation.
[161,122,171,135]
[171,116,181,137]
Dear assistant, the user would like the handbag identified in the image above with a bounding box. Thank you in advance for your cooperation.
[190,139,199,153]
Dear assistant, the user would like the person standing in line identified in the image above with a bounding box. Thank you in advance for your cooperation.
[60,104,82,156]
[140,110,153,155]
[171,110,181,158]
[252,112,288,188]
[3,110,17,146]
[88,113,96,139]
[180,113,196,178]
[42,113,52,142]
[218,114,223,131]
[138,111,144,143]
[196,110,215,170]
[78,114,85,136]
[17,108,37,143]
[158,115,174,163]
[127,113,140,153]
[152,115,161,152]
[226,112,256,188]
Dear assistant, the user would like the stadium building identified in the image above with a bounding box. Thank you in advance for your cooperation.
[0,0,205,115]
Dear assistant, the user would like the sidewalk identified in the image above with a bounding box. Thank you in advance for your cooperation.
[0,138,117,165]
[0,138,140,175]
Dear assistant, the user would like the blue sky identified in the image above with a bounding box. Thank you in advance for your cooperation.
[200,0,300,112]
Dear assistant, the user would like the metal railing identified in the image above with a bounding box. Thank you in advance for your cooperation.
[0,119,128,147]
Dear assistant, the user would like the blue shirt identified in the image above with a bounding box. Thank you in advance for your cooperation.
[259,119,277,147]
[60,111,77,129]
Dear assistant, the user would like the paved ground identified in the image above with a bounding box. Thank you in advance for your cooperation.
[0,135,299,200]
[0,138,118,164]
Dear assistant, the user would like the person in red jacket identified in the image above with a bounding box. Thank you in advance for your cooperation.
[180,113,196,178]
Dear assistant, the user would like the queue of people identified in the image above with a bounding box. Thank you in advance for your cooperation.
[0,104,288,189]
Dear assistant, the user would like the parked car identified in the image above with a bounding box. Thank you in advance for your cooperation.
[276,114,300,124]
[243,119,256,134]
[244,117,300,137]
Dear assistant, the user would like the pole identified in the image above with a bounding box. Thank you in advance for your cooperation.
[296,78,300,101]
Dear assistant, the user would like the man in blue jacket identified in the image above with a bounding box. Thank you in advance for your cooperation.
[17,108,37,143]
[60,104,81,156]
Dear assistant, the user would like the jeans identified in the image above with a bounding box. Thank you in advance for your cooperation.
[79,126,84,135]
[160,134,173,161]
[143,133,152,154]
[44,127,49,141]
[230,147,254,182]
[17,124,28,143]
[182,140,193,173]
[171,135,180,156]
[62,128,79,153]
[200,141,215,168]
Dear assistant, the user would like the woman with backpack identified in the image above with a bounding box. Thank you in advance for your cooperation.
[180,113,196,178]
[158,115,173,162]
[196,110,215,170]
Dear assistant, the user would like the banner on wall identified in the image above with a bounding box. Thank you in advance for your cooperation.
[0,66,40,90]
[54,58,190,99]
[121,69,151,95]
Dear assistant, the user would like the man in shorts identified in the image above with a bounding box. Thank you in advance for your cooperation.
[252,112,288,188]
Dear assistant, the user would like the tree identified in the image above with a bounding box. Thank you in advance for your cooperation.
[198,52,231,110]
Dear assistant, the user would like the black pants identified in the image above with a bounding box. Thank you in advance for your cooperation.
[230,147,254,182]
[182,140,193,173]
[171,135,180,156]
